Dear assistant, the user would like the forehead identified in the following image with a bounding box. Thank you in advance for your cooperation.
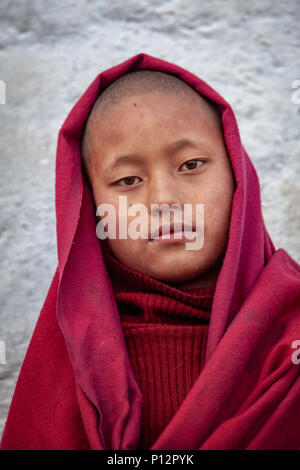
[84,91,223,177]
[91,91,221,144]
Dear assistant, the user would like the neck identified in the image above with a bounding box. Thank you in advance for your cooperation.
[168,259,223,290]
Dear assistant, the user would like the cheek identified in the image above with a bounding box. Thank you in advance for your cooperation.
[94,190,117,209]
[107,237,147,272]
[202,180,234,242]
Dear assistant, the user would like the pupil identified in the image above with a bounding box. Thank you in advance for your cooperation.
[125,177,135,185]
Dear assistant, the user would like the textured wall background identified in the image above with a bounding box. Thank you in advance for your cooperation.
[0,0,299,438]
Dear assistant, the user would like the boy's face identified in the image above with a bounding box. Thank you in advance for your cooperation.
[85,91,235,288]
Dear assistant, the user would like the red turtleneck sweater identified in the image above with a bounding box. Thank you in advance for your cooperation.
[102,248,215,450]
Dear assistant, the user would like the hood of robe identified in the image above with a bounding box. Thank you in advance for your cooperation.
[1,52,300,451]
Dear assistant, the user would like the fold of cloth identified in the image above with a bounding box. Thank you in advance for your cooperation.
[1,53,300,450]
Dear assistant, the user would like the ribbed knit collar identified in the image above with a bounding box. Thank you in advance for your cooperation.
[101,243,215,324]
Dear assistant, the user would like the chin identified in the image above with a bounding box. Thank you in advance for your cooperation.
[145,265,202,284]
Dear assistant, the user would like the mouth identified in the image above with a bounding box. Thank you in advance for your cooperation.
[148,222,196,243]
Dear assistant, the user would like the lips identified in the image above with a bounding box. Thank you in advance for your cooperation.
[149,222,195,240]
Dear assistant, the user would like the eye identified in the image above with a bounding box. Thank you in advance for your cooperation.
[114,176,141,186]
[179,159,205,172]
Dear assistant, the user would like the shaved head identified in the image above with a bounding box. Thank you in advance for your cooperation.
[81,70,221,172]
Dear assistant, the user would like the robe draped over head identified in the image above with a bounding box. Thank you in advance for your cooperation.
[1,52,300,450]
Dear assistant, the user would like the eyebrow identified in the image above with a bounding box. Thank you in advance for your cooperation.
[104,138,211,176]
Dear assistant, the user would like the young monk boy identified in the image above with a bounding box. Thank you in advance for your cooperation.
[82,69,235,290]
[1,53,300,450]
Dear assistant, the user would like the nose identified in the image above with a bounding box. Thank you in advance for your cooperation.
[147,176,183,215]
